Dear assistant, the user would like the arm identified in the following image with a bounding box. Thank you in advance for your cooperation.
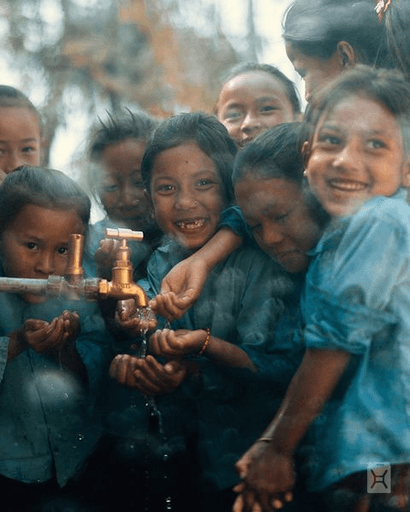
[234,348,351,511]
[151,227,242,320]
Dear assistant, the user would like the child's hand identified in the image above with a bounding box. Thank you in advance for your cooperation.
[109,354,187,394]
[95,238,120,276]
[115,299,157,336]
[16,310,80,354]
[233,444,295,512]
[151,255,211,320]
[149,328,207,359]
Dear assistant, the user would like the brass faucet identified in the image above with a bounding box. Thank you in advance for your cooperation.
[0,228,148,307]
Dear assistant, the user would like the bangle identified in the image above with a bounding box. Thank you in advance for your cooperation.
[198,327,210,356]
[257,437,273,443]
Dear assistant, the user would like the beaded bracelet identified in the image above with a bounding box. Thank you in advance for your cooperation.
[198,327,211,356]
[257,437,273,443]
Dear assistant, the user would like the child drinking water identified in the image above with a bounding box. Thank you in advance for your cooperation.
[0,166,110,512]
[112,112,300,512]
[234,66,410,512]
[214,62,301,147]
[0,85,43,181]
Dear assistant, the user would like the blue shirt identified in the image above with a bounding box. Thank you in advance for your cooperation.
[302,191,410,491]
[0,272,111,487]
[141,238,303,490]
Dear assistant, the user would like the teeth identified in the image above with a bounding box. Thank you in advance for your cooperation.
[329,179,366,191]
[176,219,205,230]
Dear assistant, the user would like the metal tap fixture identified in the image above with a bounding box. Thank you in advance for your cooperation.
[0,228,148,307]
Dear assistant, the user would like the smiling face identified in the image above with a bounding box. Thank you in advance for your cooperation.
[216,71,296,147]
[99,138,151,230]
[305,95,410,217]
[286,42,344,102]
[0,107,42,182]
[150,142,226,250]
[235,174,321,273]
[1,204,84,303]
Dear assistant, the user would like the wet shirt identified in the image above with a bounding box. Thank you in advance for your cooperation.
[0,269,110,487]
[142,238,303,490]
[302,190,410,491]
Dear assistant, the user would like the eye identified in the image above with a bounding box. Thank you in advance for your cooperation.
[318,133,341,145]
[156,183,175,194]
[22,145,37,154]
[26,242,38,250]
[368,139,386,150]
[224,110,242,121]
[260,105,278,114]
[57,246,69,255]
[102,184,119,194]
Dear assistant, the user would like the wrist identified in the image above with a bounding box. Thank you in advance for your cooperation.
[198,327,210,356]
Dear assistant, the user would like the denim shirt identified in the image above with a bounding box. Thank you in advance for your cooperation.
[302,190,410,491]
[0,271,111,487]
[141,238,303,490]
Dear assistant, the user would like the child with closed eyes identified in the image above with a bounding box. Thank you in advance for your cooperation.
[0,166,110,512]
[234,66,410,512]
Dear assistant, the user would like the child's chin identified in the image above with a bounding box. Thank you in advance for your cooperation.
[22,293,48,304]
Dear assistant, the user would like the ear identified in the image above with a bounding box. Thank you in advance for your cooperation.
[401,157,410,188]
[301,140,311,164]
[336,41,357,70]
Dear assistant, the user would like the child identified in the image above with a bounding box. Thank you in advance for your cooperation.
[234,66,410,512]
[84,109,161,279]
[0,166,110,512]
[214,62,301,148]
[0,85,43,181]
[283,0,410,102]
[112,112,300,512]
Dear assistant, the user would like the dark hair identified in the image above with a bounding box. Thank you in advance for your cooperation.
[214,62,301,116]
[141,111,237,205]
[283,0,410,77]
[0,85,43,134]
[0,166,91,235]
[233,122,329,229]
[302,65,410,155]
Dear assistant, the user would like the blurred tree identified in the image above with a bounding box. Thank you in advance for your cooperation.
[0,0,245,165]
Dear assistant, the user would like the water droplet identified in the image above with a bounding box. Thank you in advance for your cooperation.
[78,434,84,441]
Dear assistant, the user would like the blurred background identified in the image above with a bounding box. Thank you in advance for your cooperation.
[0,0,300,194]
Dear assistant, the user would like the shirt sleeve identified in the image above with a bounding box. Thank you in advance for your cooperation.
[304,210,406,353]
[218,206,252,239]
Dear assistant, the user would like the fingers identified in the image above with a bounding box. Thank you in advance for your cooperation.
[150,293,186,321]
[109,354,139,387]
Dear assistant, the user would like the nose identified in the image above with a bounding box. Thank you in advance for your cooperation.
[241,111,262,135]
[333,142,361,170]
[175,187,197,210]
[261,224,285,247]
[120,184,140,207]
[35,252,55,276]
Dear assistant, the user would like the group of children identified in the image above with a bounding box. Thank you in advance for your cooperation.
[2,0,410,511]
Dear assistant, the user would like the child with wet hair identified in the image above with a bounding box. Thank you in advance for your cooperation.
[0,85,43,181]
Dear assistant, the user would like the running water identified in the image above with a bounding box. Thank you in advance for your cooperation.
[137,307,172,511]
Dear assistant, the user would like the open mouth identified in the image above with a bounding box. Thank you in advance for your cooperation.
[175,218,206,231]
[328,179,367,192]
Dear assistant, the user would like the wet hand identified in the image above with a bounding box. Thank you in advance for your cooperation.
[149,328,207,359]
[115,299,157,336]
[133,356,188,395]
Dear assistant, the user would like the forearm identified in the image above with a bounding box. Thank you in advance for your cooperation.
[190,228,242,271]
[7,332,27,361]
[204,334,257,371]
[259,348,351,454]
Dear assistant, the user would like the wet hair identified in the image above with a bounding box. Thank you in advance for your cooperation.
[85,109,158,200]
[0,85,43,134]
[141,111,237,205]
[233,122,329,229]
[214,62,301,116]
[0,166,91,235]
[302,65,410,156]
[282,0,410,78]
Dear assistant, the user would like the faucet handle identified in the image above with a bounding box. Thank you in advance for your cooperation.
[105,228,144,241]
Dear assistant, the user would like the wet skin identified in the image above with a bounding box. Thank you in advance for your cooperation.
[150,142,226,251]
[1,204,84,303]
[305,95,410,217]
[216,71,296,147]
[99,138,151,231]
[235,175,321,273]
